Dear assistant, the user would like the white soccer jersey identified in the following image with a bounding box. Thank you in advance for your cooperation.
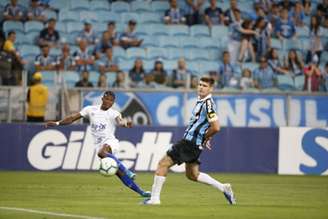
[80,105,121,151]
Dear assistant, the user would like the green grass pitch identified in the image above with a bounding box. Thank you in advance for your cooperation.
[0,172,327,219]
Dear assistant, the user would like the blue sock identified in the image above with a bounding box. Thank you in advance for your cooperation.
[107,153,128,174]
[117,173,144,195]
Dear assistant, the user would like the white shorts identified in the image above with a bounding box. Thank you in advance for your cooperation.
[95,138,120,155]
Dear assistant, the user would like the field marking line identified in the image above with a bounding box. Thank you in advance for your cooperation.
[0,206,105,219]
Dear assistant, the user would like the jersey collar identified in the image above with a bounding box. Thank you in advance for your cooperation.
[197,94,212,102]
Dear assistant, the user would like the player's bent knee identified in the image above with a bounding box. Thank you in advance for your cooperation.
[186,173,198,181]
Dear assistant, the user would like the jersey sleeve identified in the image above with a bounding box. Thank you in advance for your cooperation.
[205,99,218,122]
[79,106,90,119]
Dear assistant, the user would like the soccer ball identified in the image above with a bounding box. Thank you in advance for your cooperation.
[99,157,118,176]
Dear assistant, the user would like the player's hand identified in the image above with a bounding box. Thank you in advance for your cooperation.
[45,121,58,128]
[203,139,212,150]
[126,117,133,128]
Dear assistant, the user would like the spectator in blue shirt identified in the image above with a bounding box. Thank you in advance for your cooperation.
[275,8,296,40]
[3,0,24,21]
[97,47,119,74]
[204,0,225,28]
[266,48,289,75]
[164,0,186,25]
[120,20,143,49]
[255,16,271,60]
[129,58,146,88]
[56,43,76,71]
[76,21,99,46]
[184,0,205,26]
[171,58,192,88]
[253,57,277,89]
[104,21,120,47]
[73,39,95,72]
[34,44,56,71]
[224,0,240,25]
[217,51,239,88]
[27,0,46,22]
[290,1,305,27]
[93,31,112,59]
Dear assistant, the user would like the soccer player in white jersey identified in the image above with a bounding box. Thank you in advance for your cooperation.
[143,76,236,205]
[46,91,150,198]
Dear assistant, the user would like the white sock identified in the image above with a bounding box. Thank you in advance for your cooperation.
[197,172,225,192]
[150,175,166,201]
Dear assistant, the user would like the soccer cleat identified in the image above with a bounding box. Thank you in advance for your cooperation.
[223,183,236,205]
[126,170,136,180]
[142,198,160,205]
[141,191,151,198]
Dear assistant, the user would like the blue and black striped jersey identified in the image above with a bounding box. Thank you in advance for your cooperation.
[183,94,218,147]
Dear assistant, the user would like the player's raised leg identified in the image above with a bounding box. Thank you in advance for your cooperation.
[98,145,150,197]
[143,155,175,205]
[185,163,236,205]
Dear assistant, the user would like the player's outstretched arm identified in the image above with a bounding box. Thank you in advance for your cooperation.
[45,112,83,128]
[115,116,132,128]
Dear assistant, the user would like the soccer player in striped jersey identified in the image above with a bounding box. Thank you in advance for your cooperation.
[46,91,150,198]
[143,76,236,205]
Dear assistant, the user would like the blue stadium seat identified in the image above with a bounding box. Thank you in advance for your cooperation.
[49,0,70,10]
[198,37,220,49]
[147,47,168,60]
[190,25,210,37]
[96,12,120,23]
[136,25,152,36]
[179,36,199,48]
[89,71,100,85]
[3,21,24,34]
[296,26,309,38]
[79,11,98,23]
[163,60,177,72]
[271,38,282,50]
[126,47,147,59]
[158,36,180,48]
[93,22,107,34]
[56,22,67,33]
[113,47,127,59]
[242,62,258,72]
[131,1,152,12]
[184,49,211,61]
[21,32,39,45]
[111,1,130,13]
[70,0,89,11]
[89,0,111,11]
[49,47,61,56]
[140,12,162,24]
[62,71,80,88]
[44,9,57,20]
[187,62,200,74]
[151,1,170,12]
[167,48,185,60]
[149,24,169,36]
[167,25,189,36]
[25,21,44,33]
[140,35,159,47]
[294,75,305,91]
[41,71,56,87]
[198,61,220,73]
[207,48,221,61]
[20,45,40,58]
[211,25,229,39]
[66,22,84,34]
[118,59,135,71]
[277,74,295,91]
[59,10,80,22]
[143,59,154,71]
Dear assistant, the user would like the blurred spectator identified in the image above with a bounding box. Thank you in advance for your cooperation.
[129,58,146,88]
[317,0,328,18]
[238,19,257,63]
[284,49,304,77]
[204,0,225,28]
[303,55,321,92]
[112,70,128,88]
[94,32,112,59]
[149,60,168,87]
[275,8,296,41]
[38,18,60,48]
[164,0,186,25]
[184,0,205,25]
[306,15,323,64]
[171,58,192,88]
[224,0,240,25]
[2,31,25,85]
[217,51,239,88]
[27,72,48,122]
[75,70,94,87]
[76,21,99,45]
[56,43,76,71]
[290,1,305,27]
[278,0,295,10]
[255,16,271,60]
[253,57,277,89]
[302,0,312,16]
[27,0,46,22]
[240,68,255,90]
[97,74,108,88]
[120,20,143,49]
[97,47,119,74]
[255,0,272,14]
[35,44,56,71]
[104,21,120,47]
[248,3,266,22]
[73,39,95,72]
[266,48,289,74]
[190,75,199,89]
[267,3,280,29]
[322,62,328,91]
[3,0,24,21]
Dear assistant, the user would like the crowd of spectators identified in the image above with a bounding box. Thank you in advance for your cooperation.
[0,0,327,92]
